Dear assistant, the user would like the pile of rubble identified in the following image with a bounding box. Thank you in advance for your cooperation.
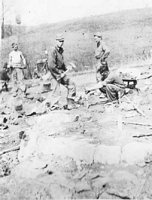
[0,64,152,199]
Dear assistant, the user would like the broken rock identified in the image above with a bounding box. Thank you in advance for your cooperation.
[94,145,121,165]
[121,142,152,165]
[14,99,23,112]
[37,136,95,165]
[0,116,7,125]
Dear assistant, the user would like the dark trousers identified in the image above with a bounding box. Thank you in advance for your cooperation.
[58,75,76,99]
[100,84,125,101]
[96,61,109,82]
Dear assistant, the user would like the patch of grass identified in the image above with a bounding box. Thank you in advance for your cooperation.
[1,8,152,74]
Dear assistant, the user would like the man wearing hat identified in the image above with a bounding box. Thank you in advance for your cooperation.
[94,32,110,83]
[8,43,26,93]
[49,34,76,108]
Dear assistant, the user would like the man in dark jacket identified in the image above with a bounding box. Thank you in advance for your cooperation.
[49,34,76,108]
[0,63,10,92]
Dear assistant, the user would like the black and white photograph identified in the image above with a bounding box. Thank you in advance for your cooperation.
[1,0,152,199]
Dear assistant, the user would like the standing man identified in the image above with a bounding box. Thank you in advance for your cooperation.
[94,32,110,82]
[48,34,76,109]
[8,43,26,92]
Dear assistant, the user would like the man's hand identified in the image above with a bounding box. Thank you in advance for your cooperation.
[97,81,104,88]
[101,60,106,64]
[21,64,26,69]
[96,63,102,72]
[7,64,12,69]
[60,72,66,78]
[100,80,106,87]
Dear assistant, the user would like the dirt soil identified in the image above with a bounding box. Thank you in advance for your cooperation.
[0,65,152,199]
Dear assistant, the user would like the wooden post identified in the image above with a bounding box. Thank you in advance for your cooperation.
[1,0,5,38]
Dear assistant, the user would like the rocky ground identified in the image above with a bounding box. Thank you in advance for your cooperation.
[0,64,152,199]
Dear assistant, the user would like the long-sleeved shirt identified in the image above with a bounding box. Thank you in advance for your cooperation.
[9,50,26,68]
[95,41,110,62]
[103,72,125,88]
[49,46,67,79]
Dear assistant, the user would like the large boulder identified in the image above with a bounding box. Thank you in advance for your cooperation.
[94,145,121,165]
[121,142,152,165]
[18,111,96,166]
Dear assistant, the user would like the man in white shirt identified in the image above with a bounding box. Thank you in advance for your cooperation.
[8,43,26,92]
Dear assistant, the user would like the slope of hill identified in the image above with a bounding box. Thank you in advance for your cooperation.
[1,8,152,72]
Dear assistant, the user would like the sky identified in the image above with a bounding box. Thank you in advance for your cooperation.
[2,0,152,26]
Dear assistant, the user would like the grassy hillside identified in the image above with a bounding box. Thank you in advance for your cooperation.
[1,8,152,73]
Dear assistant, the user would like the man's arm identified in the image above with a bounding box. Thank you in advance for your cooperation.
[95,46,103,59]
[20,52,26,66]
[86,76,112,93]
[49,49,62,74]
[95,42,110,61]
[104,73,115,84]
[8,53,12,68]
[101,42,110,61]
